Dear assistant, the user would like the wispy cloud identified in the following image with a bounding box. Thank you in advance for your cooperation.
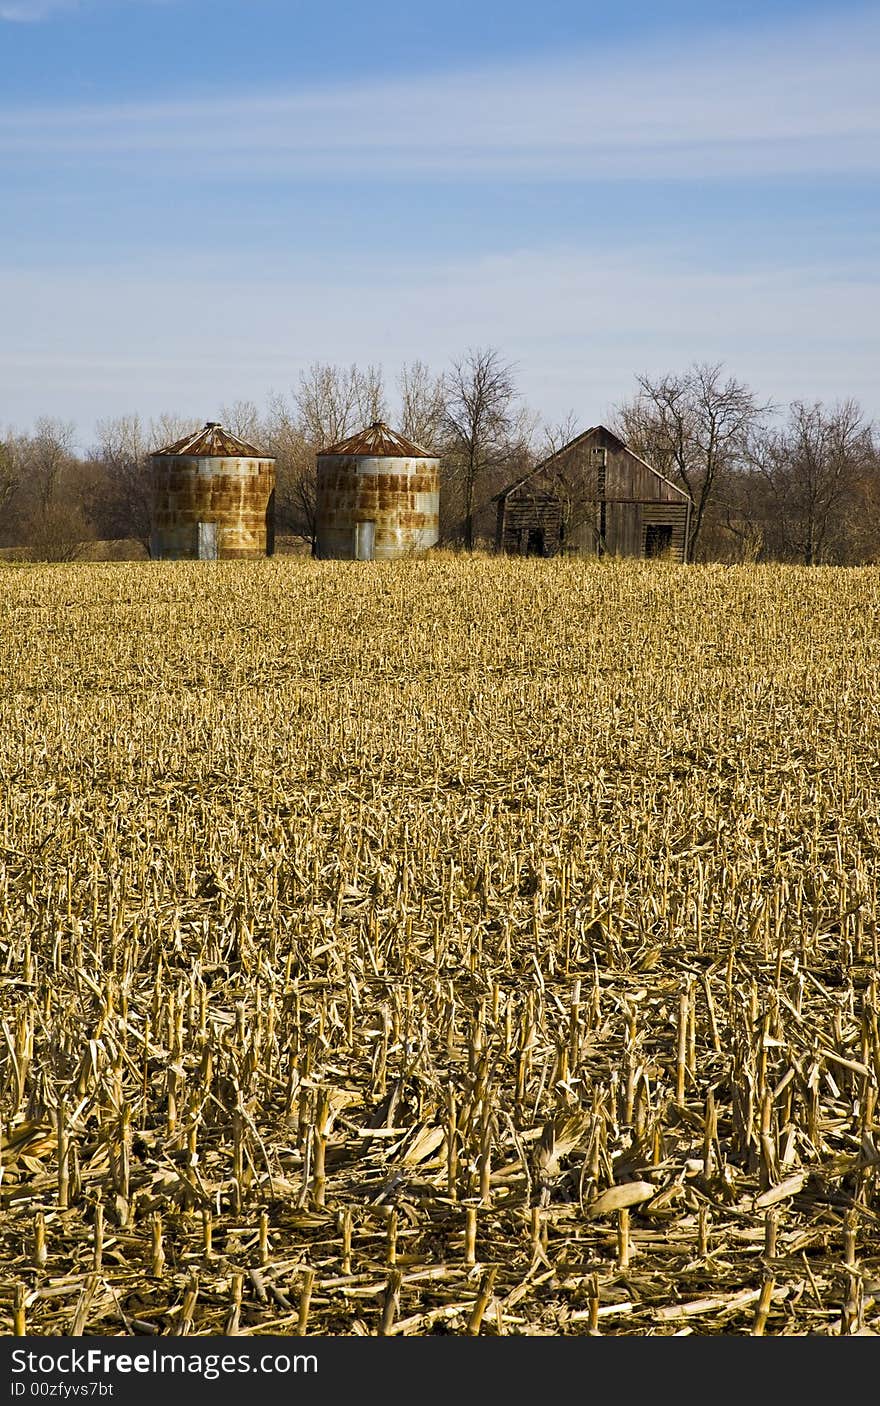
[0,0,78,17]
[2,245,878,436]
[0,10,878,177]
[0,0,169,20]
[2,6,877,437]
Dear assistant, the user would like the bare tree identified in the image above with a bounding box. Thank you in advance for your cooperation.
[0,422,91,559]
[712,460,772,563]
[4,418,95,559]
[537,411,582,461]
[0,435,21,536]
[617,363,771,559]
[352,364,387,432]
[217,399,263,445]
[147,413,201,452]
[750,400,876,564]
[91,414,152,550]
[263,365,389,550]
[28,417,77,518]
[264,392,315,548]
[512,412,595,551]
[397,361,447,451]
[26,498,94,562]
[844,432,880,564]
[84,413,198,554]
[442,347,524,551]
[294,363,387,448]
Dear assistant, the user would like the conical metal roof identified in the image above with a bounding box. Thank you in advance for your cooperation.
[318,421,432,458]
[151,422,272,459]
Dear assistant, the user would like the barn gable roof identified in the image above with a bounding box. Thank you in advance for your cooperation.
[494,424,692,504]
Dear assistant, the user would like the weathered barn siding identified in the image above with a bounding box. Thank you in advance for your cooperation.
[495,425,691,562]
[496,486,564,556]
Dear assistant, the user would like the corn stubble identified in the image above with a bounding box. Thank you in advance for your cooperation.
[0,555,879,1336]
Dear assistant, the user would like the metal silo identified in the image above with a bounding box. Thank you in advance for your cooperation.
[149,422,276,560]
[314,421,440,561]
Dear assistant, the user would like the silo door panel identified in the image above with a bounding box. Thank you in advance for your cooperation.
[198,522,218,560]
[355,521,375,561]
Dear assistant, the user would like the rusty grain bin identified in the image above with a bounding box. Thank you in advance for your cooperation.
[314,421,439,561]
[149,421,276,560]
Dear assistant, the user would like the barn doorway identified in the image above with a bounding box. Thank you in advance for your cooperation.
[526,527,545,557]
[644,524,673,559]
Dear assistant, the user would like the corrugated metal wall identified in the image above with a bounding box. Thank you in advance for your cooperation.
[315,455,440,561]
[150,454,276,560]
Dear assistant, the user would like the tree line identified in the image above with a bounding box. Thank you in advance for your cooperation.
[1,349,878,564]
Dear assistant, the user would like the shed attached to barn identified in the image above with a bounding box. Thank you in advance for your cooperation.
[495,425,692,562]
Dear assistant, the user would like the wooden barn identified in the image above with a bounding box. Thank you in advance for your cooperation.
[494,425,692,562]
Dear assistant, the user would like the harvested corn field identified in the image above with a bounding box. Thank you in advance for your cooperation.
[1,556,879,1336]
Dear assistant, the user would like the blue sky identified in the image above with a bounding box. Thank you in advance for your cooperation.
[1,0,878,448]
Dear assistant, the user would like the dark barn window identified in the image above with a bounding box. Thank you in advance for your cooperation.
[644,524,673,558]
